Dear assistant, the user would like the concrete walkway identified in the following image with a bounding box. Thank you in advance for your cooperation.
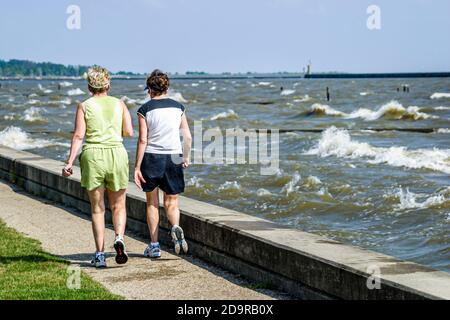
[0,180,288,300]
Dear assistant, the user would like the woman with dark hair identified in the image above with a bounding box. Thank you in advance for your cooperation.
[134,69,192,258]
[63,66,134,268]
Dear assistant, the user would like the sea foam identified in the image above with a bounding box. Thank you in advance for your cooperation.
[304,101,437,121]
[22,107,47,123]
[281,172,301,195]
[210,109,239,121]
[59,81,73,88]
[167,90,188,103]
[0,126,69,151]
[305,127,450,174]
[67,88,85,96]
[393,188,449,211]
[281,89,296,96]
[431,93,450,99]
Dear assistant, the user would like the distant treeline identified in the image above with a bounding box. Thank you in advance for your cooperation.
[0,59,90,77]
[0,59,144,77]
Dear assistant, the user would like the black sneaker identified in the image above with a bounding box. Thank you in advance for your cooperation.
[114,236,129,265]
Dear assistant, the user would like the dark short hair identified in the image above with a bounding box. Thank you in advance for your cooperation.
[146,69,170,95]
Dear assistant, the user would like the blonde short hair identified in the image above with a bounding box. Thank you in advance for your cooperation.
[86,66,110,93]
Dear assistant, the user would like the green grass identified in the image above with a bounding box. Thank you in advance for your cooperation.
[243,282,277,291]
[0,219,122,300]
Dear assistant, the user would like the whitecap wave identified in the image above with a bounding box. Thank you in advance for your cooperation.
[281,89,296,96]
[431,93,450,99]
[345,101,437,121]
[219,181,241,190]
[392,188,449,211]
[167,90,188,103]
[48,98,72,106]
[294,95,311,103]
[22,107,47,122]
[305,127,450,174]
[281,172,301,195]
[304,176,322,187]
[304,101,437,121]
[306,103,345,116]
[186,176,203,188]
[67,88,85,96]
[59,81,73,88]
[0,126,69,150]
[210,109,239,121]
[258,82,272,87]
[38,84,52,94]
[27,99,40,105]
[437,128,450,134]
[60,97,72,105]
[317,187,333,198]
[257,188,272,197]
[121,96,138,106]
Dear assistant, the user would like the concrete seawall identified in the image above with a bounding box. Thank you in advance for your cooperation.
[1,145,449,300]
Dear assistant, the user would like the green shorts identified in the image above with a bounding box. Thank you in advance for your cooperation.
[80,146,129,192]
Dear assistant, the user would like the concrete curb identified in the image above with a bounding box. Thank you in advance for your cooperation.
[1,146,449,300]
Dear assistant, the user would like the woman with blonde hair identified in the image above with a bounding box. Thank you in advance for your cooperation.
[63,66,134,268]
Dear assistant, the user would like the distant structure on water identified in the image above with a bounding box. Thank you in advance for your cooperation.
[305,72,450,79]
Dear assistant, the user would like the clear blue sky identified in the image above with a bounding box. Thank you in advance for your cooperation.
[1,0,449,74]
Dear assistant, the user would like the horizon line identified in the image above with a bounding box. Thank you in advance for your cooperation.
[1,58,449,76]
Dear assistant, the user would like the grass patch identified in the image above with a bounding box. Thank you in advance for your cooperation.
[244,282,276,291]
[0,219,121,300]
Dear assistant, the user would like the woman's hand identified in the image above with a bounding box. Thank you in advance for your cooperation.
[62,163,73,177]
[181,157,190,169]
[134,169,146,189]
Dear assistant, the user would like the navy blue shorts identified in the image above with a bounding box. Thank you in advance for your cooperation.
[140,153,185,195]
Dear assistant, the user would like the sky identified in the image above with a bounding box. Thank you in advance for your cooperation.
[0,0,449,74]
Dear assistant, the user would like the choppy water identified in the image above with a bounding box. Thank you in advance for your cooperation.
[0,78,449,272]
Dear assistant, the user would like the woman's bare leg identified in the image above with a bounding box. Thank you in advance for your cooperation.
[107,189,127,237]
[164,193,187,254]
[146,189,160,243]
[163,193,180,227]
[88,188,106,252]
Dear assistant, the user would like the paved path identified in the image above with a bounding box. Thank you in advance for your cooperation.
[0,180,288,300]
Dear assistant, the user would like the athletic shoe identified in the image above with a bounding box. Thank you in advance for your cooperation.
[171,225,188,255]
[144,242,161,259]
[91,252,107,269]
[114,235,129,265]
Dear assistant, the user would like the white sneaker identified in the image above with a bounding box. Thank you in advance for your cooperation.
[144,243,161,259]
[91,252,107,269]
[171,225,188,255]
[114,236,128,265]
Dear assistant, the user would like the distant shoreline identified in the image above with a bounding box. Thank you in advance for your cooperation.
[1,72,450,81]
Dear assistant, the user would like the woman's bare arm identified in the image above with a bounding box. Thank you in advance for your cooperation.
[134,115,148,189]
[121,101,134,137]
[63,103,86,176]
[180,113,192,168]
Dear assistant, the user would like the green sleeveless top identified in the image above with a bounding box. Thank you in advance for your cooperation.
[82,96,123,150]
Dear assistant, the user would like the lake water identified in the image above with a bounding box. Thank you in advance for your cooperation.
[0,77,449,272]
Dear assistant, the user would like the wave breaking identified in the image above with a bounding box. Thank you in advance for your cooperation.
[305,126,450,174]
